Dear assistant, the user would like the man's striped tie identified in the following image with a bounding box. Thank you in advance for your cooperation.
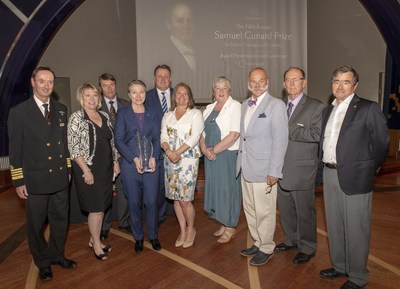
[109,100,116,122]
[161,92,168,113]
[43,103,51,123]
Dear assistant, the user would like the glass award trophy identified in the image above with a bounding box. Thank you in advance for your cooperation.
[136,130,153,173]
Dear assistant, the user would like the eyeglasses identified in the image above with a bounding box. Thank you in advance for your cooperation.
[284,77,304,84]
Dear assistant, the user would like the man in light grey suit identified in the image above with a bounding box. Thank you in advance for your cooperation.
[98,73,131,240]
[275,67,325,264]
[237,67,288,266]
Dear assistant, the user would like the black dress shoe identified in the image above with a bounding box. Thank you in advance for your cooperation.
[293,252,314,264]
[150,239,161,251]
[340,280,364,289]
[51,258,77,269]
[240,245,259,257]
[275,242,296,252]
[320,267,345,278]
[249,251,273,266]
[134,240,144,253]
[39,266,53,281]
[118,226,132,233]
[100,230,109,240]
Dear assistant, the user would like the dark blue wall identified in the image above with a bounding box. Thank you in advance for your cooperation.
[0,0,84,157]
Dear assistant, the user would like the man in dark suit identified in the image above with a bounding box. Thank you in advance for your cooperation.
[319,65,389,289]
[98,73,131,240]
[276,67,324,264]
[8,66,77,281]
[146,64,174,223]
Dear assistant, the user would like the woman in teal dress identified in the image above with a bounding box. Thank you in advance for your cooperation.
[199,77,242,244]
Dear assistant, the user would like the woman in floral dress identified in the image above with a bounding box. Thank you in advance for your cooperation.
[160,82,204,248]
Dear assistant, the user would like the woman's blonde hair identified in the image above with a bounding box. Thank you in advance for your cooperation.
[76,83,102,109]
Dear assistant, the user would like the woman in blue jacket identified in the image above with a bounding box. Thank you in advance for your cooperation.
[114,80,161,253]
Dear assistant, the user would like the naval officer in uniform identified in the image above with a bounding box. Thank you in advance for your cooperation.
[8,66,77,281]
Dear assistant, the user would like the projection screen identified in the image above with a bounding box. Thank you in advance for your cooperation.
[136,0,306,103]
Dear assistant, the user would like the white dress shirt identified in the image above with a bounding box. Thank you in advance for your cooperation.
[33,95,50,117]
[323,93,355,164]
[156,88,171,111]
[244,92,266,132]
[106,96,118,112]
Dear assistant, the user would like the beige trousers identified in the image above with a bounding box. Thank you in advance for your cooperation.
[241,175,277,254]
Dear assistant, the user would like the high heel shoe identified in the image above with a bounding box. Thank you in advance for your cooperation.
[175,235,185,247]
[217,227,236,244]
[213,226,226,237]
[183,229,196,248]
[91,246,108,261]
[89,241,111,252]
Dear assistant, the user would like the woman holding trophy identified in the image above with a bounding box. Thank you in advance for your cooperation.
[160,82,204,248]
[114,80,162,254]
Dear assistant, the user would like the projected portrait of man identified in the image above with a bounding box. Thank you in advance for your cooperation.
[166,2,196,73]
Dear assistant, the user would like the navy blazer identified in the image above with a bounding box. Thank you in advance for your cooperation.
[319,94,389,194]
[145,87,173,159]
[114,105,161,167]
[145,88,173,122]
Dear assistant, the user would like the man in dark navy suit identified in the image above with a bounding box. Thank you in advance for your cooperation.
[146,64,174,223]
[319,65,389,289]
[8,66,77,281]
[98,73,131,240]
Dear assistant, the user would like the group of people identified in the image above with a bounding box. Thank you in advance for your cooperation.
[234,65,389,289]
[8,64,389,289]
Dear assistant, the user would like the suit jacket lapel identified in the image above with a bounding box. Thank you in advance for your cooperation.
[289,95,307,123]
[341,95,360,126]
[321,104,333,137]
[126,105,137,124]
[155,90,163,113]
[49,98,60,136]
[102,98,111,115]
[246,94,269,133]
[142,109,152,135]
[28,97,51,139]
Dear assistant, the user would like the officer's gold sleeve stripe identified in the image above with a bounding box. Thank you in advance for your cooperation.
[12,175,23,180]
[10,167,24,180]
[66,158,71,168]
[11,171,23,176]
[10,168,23,172]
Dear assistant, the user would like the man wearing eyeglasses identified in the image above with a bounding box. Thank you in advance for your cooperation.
[319,65,389,289]
[275,67,325,265]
